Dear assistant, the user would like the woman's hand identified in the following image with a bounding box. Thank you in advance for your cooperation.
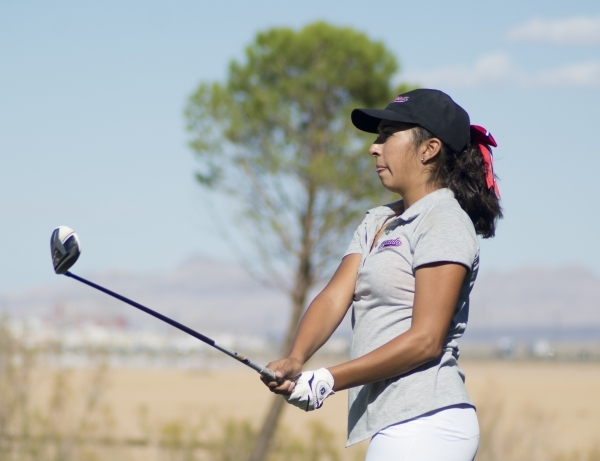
[261,356,303,394]
[283,368,335,411]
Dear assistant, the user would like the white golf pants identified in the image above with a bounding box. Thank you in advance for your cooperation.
[365,404,479,461]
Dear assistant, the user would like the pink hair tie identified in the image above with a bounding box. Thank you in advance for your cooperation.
[470,125,500,199]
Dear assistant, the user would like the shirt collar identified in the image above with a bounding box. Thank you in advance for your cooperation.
[400,188,454,221]
[366,200,402,217]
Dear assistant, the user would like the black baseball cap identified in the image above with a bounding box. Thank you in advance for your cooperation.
[351,89,471,153]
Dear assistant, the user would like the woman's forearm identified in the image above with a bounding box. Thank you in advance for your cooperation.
[328,329,439,391]
[288,291,349,363]
[287,254,360,365]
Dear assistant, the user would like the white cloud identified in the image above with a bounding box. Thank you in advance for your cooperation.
[533,61,600,87]
[405,54,600,89]
[507,14,600,45]
[404,53,520,88]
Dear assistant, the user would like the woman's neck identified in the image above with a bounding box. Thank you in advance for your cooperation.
[400,184,442,209]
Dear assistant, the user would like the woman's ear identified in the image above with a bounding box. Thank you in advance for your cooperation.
[422,138,442,163]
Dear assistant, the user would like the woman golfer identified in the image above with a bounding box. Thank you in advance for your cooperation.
[263,88,502,460]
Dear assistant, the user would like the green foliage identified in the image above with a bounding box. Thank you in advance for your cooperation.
[185,21,410,284]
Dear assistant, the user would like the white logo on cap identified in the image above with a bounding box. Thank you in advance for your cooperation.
[393,96,409,103]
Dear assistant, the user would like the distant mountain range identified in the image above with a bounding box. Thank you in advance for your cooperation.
[467,265,600,341]
[1,257,290,337]
[2,257,599,342]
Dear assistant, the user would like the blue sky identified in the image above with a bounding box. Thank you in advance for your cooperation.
[1,0,599,292]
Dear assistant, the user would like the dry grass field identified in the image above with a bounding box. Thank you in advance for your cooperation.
[19,360,600,461]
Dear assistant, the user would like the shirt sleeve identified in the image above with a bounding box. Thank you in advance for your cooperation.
[412,207,479,271]
[343,222,364,258]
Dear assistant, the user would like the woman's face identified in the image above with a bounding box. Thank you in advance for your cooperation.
[369,121,421,195]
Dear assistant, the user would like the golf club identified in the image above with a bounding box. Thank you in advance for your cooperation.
[50,226,279,382]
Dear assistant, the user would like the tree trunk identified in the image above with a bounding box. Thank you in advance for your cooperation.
[247,395,286,461]
[246,295,308,461]
[247,186,316,461]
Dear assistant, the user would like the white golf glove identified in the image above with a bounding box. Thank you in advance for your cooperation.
[284,368,335,411]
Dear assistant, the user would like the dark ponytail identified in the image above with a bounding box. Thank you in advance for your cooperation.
[413,126,503,238]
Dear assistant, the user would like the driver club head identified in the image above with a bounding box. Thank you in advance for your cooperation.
[51,226,81,274]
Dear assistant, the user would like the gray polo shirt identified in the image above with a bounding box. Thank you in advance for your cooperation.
[343,188,479,446]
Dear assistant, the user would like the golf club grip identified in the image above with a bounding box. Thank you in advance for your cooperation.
[260,367,277,381]
[64,271,272,378]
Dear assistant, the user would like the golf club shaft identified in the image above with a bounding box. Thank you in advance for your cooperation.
[65,271,277,381]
